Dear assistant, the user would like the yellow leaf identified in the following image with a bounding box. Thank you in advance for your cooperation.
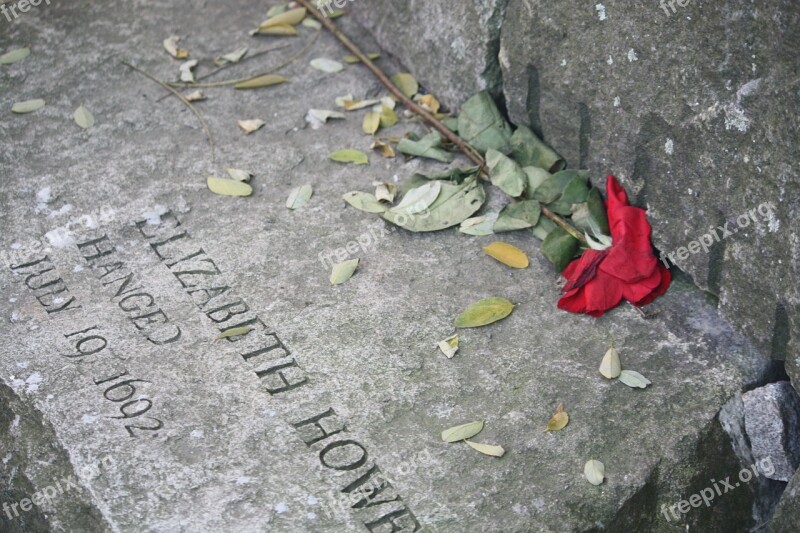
[362,111,381,135]
[483,242,529,269]
[329,149,369,165]
[371,139,396,158]
[379,105,399,128]
[330,259,359,285]
[391,72,419,98]
[342,53,381,64]
[437,334,459,359]
[417,94,440,113]
[545,404,569,432]
[465,440,506,458]
[259,7,307,29]
[207,177,253,197]
[234,74,288,90]
[454,297,515,328]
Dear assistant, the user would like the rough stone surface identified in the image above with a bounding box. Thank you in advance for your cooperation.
[771,469,800,532]
[353,0,800,389]
[742,382,800,482]
[0,1,782,531]
[353,0,509,109]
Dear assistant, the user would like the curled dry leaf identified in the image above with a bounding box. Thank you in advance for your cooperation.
[163,36,189,59]
[370,139,396,158]
[454,297,515,328]
[441,420,484,443]
[73,105,95,129]
[214,326,253,341]
[619,370,651,389]
[599,346,622,379]
[584,460,605,486]
[373,182,397,203]
[335,94,381,111]
[465,440,506,458]
[545,404,569,432]
[11,99,45,114]
[330,259,359,285]
[286,184,313,210]
[238,119,265,134]
[225,168,252,182]
[215,47,248,66]
[307,109,346,124]
[437,334,459,359]
[184,90,206,102]
[207,177,253,197]
[483,242,529,269]
[179,59,198,83]
[416,94,440,113]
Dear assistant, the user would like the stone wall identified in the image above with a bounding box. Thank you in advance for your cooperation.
[355,0,800,383]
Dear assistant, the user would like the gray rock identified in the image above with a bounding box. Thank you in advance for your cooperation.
[743,383,800,482]
[353,0,509,109]
[0,0,784,531]
[498,0,800,385]
[771,469,800,532]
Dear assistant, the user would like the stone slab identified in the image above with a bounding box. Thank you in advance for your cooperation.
[0,1,778,531]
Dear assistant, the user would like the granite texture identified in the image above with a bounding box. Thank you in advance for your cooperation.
[0,0,785,531]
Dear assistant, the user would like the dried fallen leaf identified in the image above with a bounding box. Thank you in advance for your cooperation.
[207,177,253,197]
[329,149,368,165]
[373,182,397,203]
[11,99,45,114]
[225,168,252,182]
[619,370,652,389]
[454,297,515,328]
[545,404,569,432]
[184,90,206,102]
[584,460,605,486]
[330,258,359,285]
[234,74,288,90]
[286,184,313,210]
[214,326,253,341]
[257,24,299,36]
[0,47,31,65]
[379,105,398,128]
[370,139,396,158]
[342,53,381,64]
[73,105,95,129]
[465,440,506,458]
[416,94,440,113]
[237,119,266,134]
[259,7,306,29]
[310,57,344,73]
[342,191,387,214]
[441,421,484,443]
[335,95,381,111]
[301,18,322,30]
[391,72,419,98]
[163,36,189,59]
[362,110,381,135]
[179,59,198,83]
[437,334,459,359]
[215,47,248,66]
[599,346,622,379]
[483,242,529,269]
[306,109,346,125]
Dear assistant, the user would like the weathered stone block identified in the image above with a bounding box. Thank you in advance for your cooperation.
[742,382,800,482]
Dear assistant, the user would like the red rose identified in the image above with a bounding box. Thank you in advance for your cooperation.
[557,175,671,317]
